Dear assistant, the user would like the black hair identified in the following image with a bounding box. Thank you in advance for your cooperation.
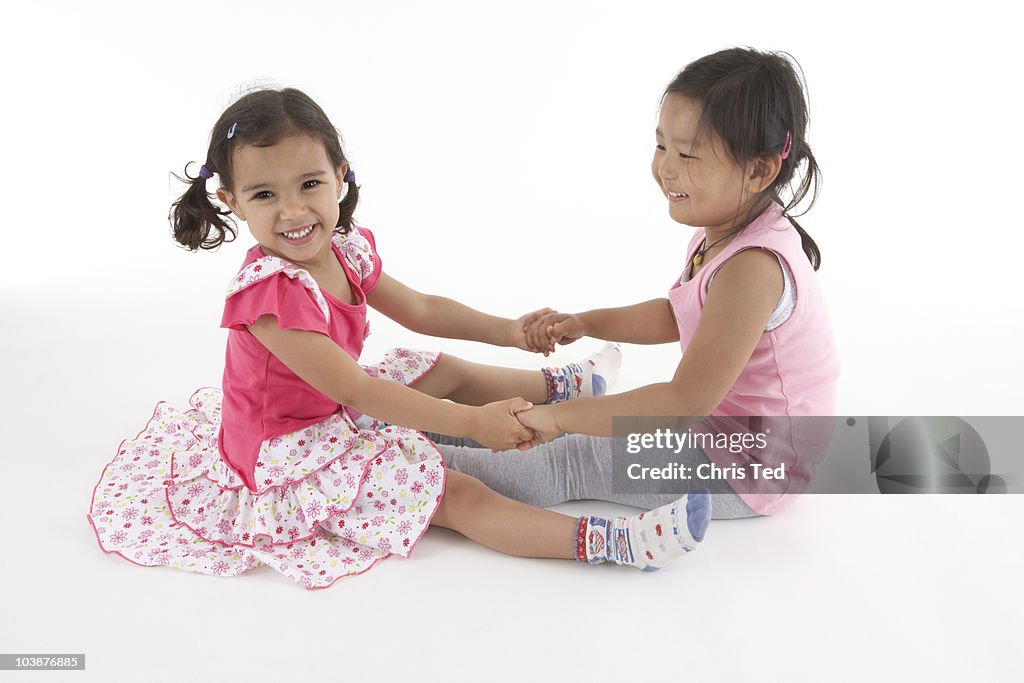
[170,87,359,251]
[665,47,822,269]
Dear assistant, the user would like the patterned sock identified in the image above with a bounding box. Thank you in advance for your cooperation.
[574,489,711,570]
[543,343,622,403]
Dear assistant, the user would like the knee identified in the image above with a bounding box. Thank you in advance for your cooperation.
[437,470,492,525]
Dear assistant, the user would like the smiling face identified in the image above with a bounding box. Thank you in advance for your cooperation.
[651,94,764,238]
[217,134,346,267]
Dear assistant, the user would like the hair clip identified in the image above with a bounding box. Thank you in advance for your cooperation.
[199,164,214,180]
[344,169,356,183]
[781,130,792,160]
[227,122,238,140]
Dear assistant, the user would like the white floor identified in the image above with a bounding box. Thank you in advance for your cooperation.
[2,283,1022,682]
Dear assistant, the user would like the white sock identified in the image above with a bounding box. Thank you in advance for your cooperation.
[543,343,622,403]
[575,488,711,570]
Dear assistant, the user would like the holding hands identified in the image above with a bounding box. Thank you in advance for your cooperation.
[518,309,587,356]
[471,400,562,451]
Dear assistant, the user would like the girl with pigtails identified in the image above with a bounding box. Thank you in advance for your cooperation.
[88,87,711,589]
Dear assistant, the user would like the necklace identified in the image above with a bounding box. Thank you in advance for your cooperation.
[692,233,733,267]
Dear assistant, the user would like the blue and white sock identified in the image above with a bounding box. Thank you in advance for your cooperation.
[574,489,711,570]
[543,343,622,403]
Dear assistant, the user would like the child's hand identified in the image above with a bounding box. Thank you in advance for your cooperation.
[509,308,557,353]
[525,312,587,356]
[513,404,562,444]
[471,398,540,452]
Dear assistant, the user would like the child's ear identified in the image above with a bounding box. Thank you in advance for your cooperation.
[216,188,245,220]
[745,155,782,195]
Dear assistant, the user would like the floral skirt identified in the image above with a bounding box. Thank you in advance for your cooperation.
[88,349,445,590]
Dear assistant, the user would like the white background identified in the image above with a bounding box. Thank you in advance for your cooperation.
[1,1,1022,681]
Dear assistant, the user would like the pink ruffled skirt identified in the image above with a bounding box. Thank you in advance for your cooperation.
[88,350,445,589]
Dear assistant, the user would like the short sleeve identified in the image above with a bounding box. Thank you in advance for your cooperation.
[338,226,383,293]
[221,271,330,334]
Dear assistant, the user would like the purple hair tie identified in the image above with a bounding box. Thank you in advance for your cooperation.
[780,131,793,160]
[344,169,356,183]
[227,122,237,140]
[199,164,214,180]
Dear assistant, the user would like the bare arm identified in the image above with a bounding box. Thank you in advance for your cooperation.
[366,272,547,350]
[248,315,535,450]
[577,298,681,344]
[519,249,784,436]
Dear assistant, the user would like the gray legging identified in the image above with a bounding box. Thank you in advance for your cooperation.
[426,432,759,520]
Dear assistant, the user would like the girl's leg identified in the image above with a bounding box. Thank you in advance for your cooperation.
[431,469,576,558]
[409,344,622,406]
[432,470,711,569]
[432,432,760,520]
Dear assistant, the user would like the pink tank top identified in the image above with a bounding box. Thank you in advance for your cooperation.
[668,203,840,514]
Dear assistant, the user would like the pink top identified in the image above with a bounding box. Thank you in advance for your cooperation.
[217,227,383,491]
[668,203,840,514]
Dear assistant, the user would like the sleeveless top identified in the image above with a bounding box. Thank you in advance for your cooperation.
[668,203,840,514]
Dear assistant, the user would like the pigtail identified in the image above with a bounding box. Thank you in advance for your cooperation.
[169,163,237,251]
[335,176,360,236]
[779,136,823,271]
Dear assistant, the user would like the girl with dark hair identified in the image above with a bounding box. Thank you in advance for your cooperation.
[88,87,711,588]
[442,48,839,522]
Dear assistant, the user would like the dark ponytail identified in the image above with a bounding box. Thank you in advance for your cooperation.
[337,175,359,234]
[169,87,359,251]
[665,48,823,270]
[169,163,237,251]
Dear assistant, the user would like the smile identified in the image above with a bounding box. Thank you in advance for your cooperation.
[281,224,317,240]
[668,191,689,201]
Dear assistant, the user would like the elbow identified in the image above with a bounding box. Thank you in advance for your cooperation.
[665,382,718,418]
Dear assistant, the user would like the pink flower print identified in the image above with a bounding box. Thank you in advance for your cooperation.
[327,547,341,558]
[141,516,154,526]
[343,529,356,542]
[404,359,419,370]
[122,507,139,521]
[419,464,427,473]
[410,481,424,494]
[188,454,203,468]
[395,469,408,485]
[211,560,230,575]
[395,348,410,358]
[269,466,285,477]
[371,516,385,527]
[373,500,386,512]
[358,549,373,562]
[275,526,284,535]
[291,547,304,559]
[389,368,405,382]
[317,455,327,465]
[306,501,323,519]
[378,538,392,553]
[425,470,440,487]
[397,521,412,534]
[217,520,232,535]
[120,462,135,472]
[110,531,128,544]
[146,459,160,469]
[288,527,301,540]
[174,506,189,517]
[139,530,154,541]
[342,557,354,566]
[333,478,343,487]
[403,538,410,547]
[269,437,283,448]
[253,264,262,273]
[329,436,338,444]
